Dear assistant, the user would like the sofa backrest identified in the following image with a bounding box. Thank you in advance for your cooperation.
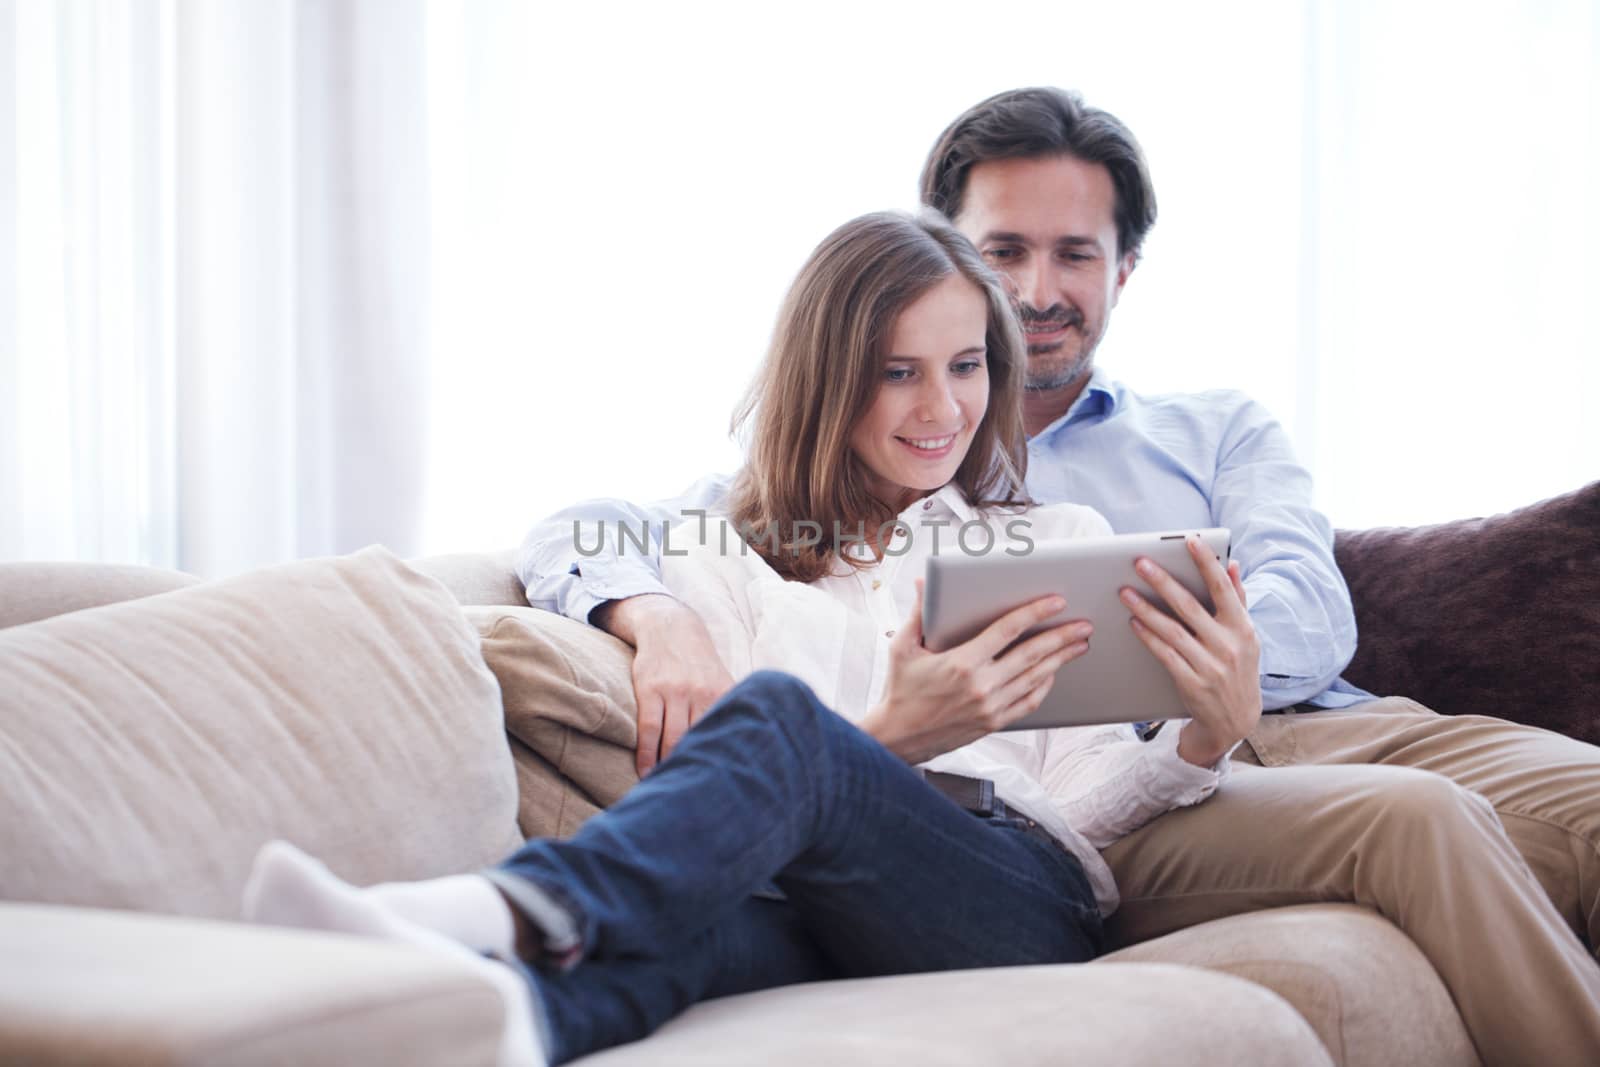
[0,561,200,629]
[410,548,529,608]
[1335,480,1600,744]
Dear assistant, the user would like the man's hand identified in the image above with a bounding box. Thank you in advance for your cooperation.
[1119,537,1261,768]
[592,594,735,776]
[860,581,1092,765]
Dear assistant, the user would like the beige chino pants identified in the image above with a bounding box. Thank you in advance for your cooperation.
[1101,698,1600,1066]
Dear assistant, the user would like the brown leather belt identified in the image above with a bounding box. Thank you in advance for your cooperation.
[921,769,999,816]
[920,770,1063,852]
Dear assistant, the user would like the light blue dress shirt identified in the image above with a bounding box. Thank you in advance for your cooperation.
[517,368,1372,710]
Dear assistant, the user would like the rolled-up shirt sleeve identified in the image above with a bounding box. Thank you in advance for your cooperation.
[1036,721,1229,850]
[1211,399,1358,709]
[515,472,734,624]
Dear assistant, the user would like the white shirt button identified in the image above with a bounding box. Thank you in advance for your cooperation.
[922,500,933,510]
[871,579,882,590]
[885,629,895,638]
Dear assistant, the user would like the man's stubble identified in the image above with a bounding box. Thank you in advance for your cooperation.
[1023,331,1098,394]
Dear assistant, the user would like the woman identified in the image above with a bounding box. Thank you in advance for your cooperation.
[241,213,1314,1064]
[656,210,1257,915]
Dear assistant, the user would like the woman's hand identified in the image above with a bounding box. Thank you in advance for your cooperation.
[1119,537,1261,767]
[860,580,1092,765]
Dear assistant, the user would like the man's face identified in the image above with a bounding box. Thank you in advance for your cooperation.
[955,155,1136,393]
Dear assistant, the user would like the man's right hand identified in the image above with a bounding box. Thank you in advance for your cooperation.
[592,594,735,777]
[1119,536,1261,768]
[860,581,1092,765]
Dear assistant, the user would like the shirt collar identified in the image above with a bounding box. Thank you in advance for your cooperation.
[1029,366,1118,445]
[840,484,978,561]
[908,483,980,525]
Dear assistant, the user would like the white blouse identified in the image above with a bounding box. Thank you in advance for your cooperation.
[660,483,1228,915]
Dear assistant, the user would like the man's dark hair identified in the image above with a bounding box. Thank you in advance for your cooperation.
[920,87,1157,262]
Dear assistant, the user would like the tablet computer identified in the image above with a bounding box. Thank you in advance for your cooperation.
[922,528,1232,730]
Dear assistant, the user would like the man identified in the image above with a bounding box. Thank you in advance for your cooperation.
[518,88,1600,1060]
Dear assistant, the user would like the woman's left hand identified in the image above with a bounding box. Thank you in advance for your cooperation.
[1119,537,1261,767]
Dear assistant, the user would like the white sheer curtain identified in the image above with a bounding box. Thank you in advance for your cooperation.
[4,0,1597,572]
[1,0,174,566]
[1,0,429,576]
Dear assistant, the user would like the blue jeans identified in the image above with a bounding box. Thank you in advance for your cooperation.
[492,671,1102,1064]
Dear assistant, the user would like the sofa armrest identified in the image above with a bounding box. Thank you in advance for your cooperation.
[0,902,505,1066]
[1101,904,1477,1067]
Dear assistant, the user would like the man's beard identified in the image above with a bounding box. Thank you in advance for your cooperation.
[1018,303,1098,393]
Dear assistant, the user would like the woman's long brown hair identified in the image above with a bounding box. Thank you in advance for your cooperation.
[726,210,1031,583]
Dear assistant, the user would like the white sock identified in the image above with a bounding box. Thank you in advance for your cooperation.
[367,873,518,960]
[243,840,547,1067]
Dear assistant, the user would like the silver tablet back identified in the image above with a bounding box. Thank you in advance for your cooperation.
[922,528,1231,729]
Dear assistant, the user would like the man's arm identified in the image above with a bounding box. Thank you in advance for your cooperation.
[515,472,738,773]
[1210,398,1357,708]
[515,472,734,624]
[594,593,735,776]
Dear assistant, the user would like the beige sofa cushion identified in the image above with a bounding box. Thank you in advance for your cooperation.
[465,605,641,838]
[0,902,1335,1067]
[0,560,200,628]
[580,961,1333,1067]
[0,547,523,918]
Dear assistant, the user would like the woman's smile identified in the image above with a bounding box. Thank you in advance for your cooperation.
[894,428,965,460]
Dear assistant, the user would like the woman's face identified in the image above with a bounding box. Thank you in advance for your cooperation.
[849,273,990,509]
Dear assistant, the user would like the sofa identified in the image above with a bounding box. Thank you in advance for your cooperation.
[2,482,1595,1066]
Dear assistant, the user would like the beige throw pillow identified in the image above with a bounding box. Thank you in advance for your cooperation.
[0,547,524,918]
[465,606,641,838]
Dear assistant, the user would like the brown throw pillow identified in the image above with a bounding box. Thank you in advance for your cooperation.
[1334,482,1600,744]
[505,735,606,841]
[465,606,642,837]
